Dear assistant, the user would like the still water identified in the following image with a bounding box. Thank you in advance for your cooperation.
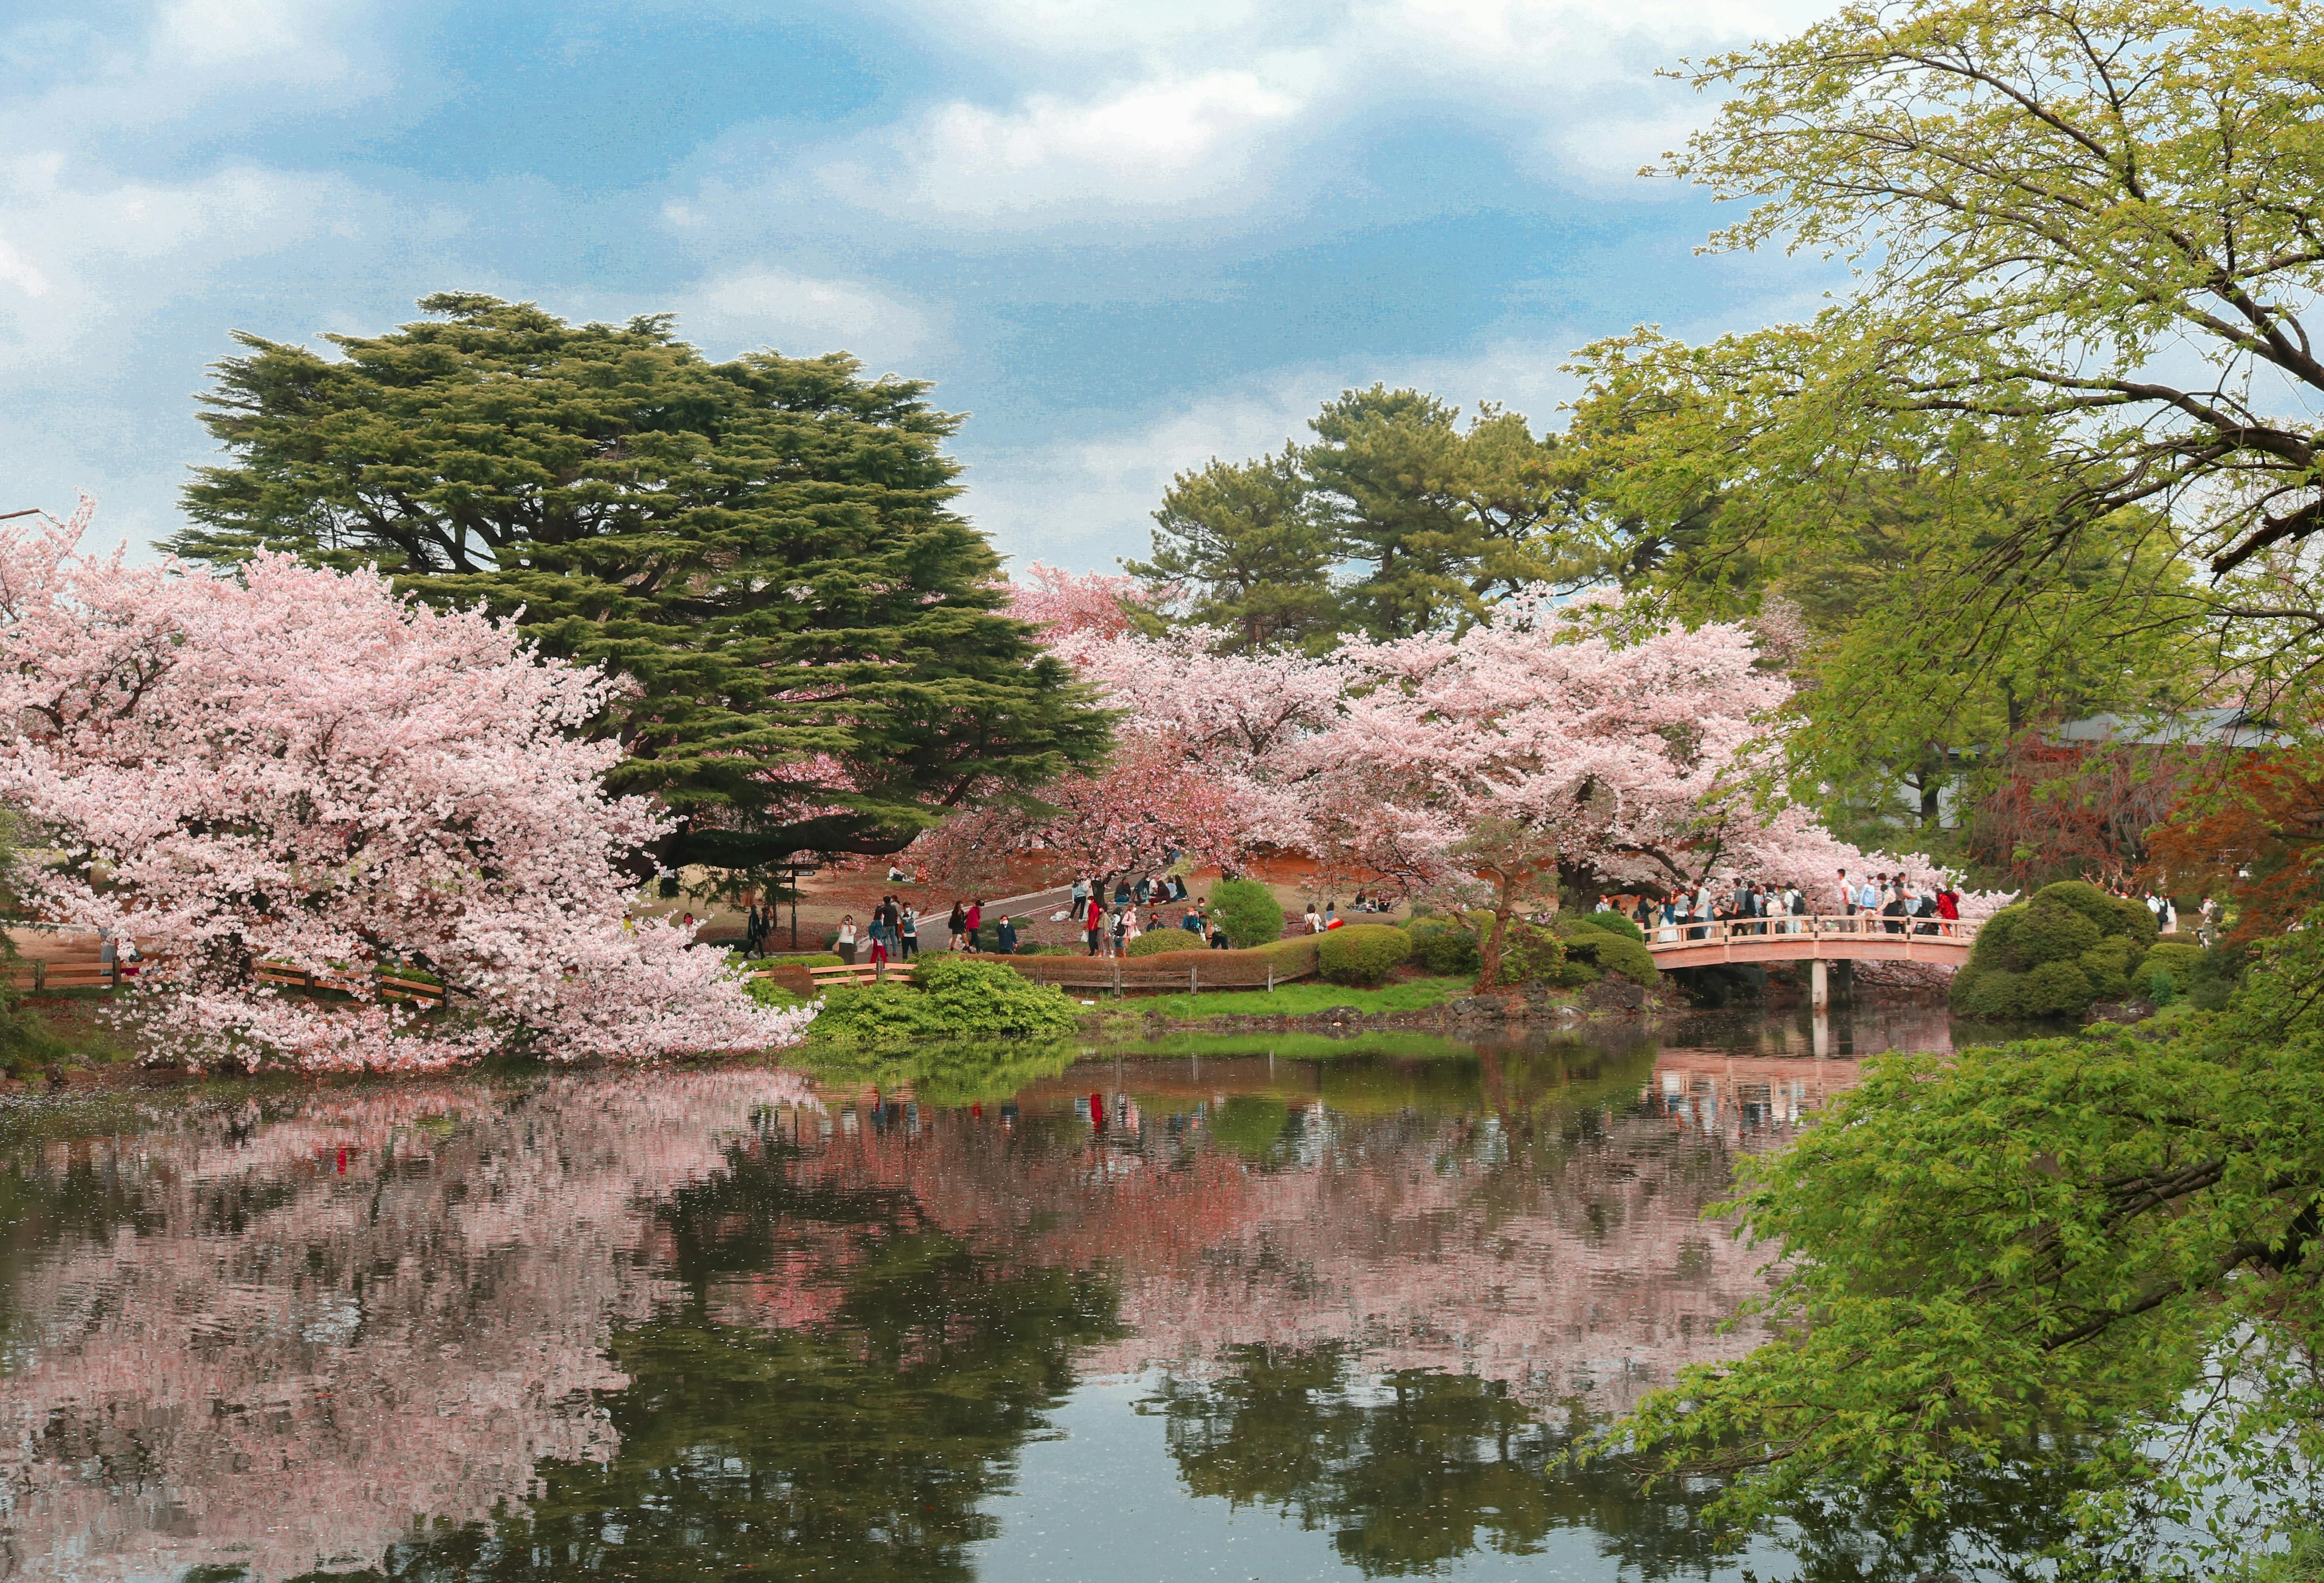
[0,1006,2018,1582]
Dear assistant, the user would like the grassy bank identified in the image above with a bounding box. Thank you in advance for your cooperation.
[1132,976,1497,1021]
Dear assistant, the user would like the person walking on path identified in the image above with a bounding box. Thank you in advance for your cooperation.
[899,904,919,960]
[947,901,966,951]
[997,913,1018,954]
[965,899,984,951]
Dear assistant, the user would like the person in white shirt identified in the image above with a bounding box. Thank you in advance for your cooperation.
[1836,869,1853,917]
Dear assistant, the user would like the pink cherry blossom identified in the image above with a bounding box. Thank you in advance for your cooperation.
[0,507,815,1073]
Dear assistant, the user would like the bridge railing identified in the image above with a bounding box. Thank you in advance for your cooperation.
[1642,913,1977,952]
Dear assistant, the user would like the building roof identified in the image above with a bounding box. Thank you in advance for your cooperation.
[2048,708,2290,749]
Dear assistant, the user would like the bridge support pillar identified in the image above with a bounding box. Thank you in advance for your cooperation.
[1811,959,1828,1010]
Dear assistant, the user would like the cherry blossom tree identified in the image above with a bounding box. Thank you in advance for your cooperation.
[0,509,816,1073]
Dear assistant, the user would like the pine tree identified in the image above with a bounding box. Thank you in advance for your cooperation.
[1125,447,1339,651]
[173,293,1109,873]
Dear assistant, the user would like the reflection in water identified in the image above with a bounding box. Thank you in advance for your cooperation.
[0,1013,2041,1581]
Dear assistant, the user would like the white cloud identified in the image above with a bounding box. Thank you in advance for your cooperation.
[672,266,939,366]
[0,165,370,372]
[674,0,1836,234]
[816,68,1312,220]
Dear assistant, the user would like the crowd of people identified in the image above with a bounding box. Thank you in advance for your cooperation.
[1614,870,1967,942]
[1064,874,1235,957]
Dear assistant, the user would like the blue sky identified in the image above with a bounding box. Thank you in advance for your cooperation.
[2,0,1844,573]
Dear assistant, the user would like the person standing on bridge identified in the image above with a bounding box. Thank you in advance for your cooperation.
[1835,869,1853,919]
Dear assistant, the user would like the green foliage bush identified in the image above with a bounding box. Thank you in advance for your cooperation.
[1407,920,1481,977]
[1557,919,1659,988]
[749,952,843,968]
[2020,958,2096,1016]
[1953,881,2164,1017]
[808,954,1078,1045]
[1126,930,1208,957]
[1209,877,1285,948]
[1583,909,1646,942]
[1497,922,1591,987]
[1318,923,1413,986]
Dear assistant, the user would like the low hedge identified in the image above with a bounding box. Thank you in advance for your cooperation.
[1319,923,1413,986]
[746,952,844,969]
[1555,919,1658,988]
[1126,930,1210,957]
[1407,919,1481,977]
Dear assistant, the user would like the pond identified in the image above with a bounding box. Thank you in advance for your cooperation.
[0,1005,2054,1581]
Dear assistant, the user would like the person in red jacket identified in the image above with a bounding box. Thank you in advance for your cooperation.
[1085,896,1104,956]
[964,899,983,952]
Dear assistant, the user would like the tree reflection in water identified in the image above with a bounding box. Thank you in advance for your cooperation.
[1150,1342,1725,1579]
[0,1019,2096,1583]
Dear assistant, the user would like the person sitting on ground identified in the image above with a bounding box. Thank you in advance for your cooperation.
[886,863,909,883]
[1182,902,1203,933]
[1134,875,1151,905]
[1304,902,1321,934]
[1323,899,1338,928]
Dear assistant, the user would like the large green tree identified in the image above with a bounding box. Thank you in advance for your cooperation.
[172,293,1109,872]
[1566,0,2324,1570]
[1567,0,2324,721]
[1304,386,1600,640]
[1126,446,1341,651]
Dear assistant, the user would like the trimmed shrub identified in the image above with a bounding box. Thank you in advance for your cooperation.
[1582,909,1645,942]
[810,954,1078,1044]
[1408,921,1481,977]
[1126,930,1208,957]
[1956,966,2028,1017]
[1318,923,1413,985]
[2077,937,2137,1002]
[1497,922,1591,987]
[2035,879,2159,947]
[2011,902,2103,968]
[1557,919,1658,988]
[1954,881,2161,1018]
[1210,877,1286,948]
[2020,958,2095,1017]
[749,952,843,968]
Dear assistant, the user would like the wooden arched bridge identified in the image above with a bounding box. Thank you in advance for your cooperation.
[1644,915,1978,1002]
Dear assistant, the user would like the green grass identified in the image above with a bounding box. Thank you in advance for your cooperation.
[1134,976,1480,1021]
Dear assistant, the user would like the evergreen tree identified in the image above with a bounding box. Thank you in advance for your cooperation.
[1125,447,1339,651]
[1303,387,1598,640]
[172,293,1109,873]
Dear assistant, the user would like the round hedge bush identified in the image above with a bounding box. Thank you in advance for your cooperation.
[1951,880,2161,1017]
[1209,877,1285,948]
[1126,930,1208,957]
[1318,923,1413,985]
[1582,909,1646,942]
[1557,919,1658,988]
